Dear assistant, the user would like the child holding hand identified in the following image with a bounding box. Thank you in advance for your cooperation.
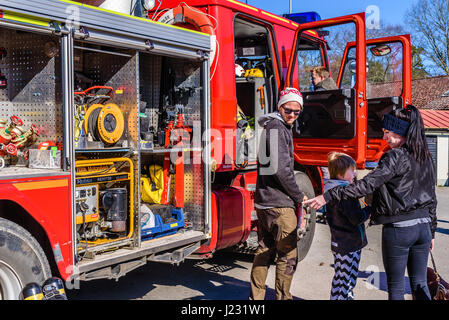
[324,152,370,300]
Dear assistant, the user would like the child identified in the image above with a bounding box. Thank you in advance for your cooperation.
[324,152,370,300]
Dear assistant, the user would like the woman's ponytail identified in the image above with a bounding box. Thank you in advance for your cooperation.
[394,105,431,164]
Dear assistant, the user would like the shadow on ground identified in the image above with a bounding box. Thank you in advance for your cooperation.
[358,269,412,295]
[66,251,303,300]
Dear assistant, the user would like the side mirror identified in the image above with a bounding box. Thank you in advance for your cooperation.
[349,58,356,74]
[370,44,392,57]
[348,57,369,74]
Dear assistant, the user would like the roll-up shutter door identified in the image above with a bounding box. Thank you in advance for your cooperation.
[426,135,437,183]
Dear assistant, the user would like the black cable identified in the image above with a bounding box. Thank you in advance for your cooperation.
[88,107,102,142]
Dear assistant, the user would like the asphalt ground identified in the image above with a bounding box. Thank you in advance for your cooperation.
[67,187,449,300]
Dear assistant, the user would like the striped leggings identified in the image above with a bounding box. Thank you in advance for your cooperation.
[330,250,361,300]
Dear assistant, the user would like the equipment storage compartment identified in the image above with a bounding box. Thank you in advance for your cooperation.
[138,53,205,243]
[75,157,136,260]
[73,41,138,152]
[0,27,63,175]
[73,41,139,261]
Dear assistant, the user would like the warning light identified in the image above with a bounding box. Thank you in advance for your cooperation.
[283,12,321,24]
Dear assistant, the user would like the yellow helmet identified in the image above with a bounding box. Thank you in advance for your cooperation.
[244,68,264,78]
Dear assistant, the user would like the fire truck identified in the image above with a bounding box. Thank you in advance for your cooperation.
[0,0,411,299]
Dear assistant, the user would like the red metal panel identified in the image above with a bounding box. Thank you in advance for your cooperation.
[213,185,245,250]
[197,185,246,254]
[231,170,257,243]
[0,174,73,280]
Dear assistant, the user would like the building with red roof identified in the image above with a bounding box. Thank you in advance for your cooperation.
[413,77,449,186]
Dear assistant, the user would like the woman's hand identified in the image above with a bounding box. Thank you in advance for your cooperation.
[303,195,326,210]
[430,239,434,252]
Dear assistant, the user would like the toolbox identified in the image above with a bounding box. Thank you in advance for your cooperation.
[141,205,184,240]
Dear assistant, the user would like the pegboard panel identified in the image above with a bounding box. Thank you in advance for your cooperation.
[139,53,161,131]
[139,55,203,132]
[74,45,138,149]
[138,55,205,231]
[0,28,63,142]
[183,150,204,230]
[170,58,202,126]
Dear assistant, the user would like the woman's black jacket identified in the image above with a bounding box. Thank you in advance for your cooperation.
[323,147,437,238]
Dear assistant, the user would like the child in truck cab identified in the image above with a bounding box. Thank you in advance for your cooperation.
[310,66,338,91]
[324,152,370,300]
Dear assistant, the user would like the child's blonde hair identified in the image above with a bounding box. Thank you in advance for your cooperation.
[310,66,330,78]
[328,152,356,179]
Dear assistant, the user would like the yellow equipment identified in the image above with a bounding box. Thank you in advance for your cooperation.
[84,103,124,146]
[97,103,125,145]
[75,158,134,248]
[141,164,164,204]
[244,68,264,78]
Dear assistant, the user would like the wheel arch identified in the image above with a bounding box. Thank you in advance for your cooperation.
[0,200,59,278]
[294,163,323,196]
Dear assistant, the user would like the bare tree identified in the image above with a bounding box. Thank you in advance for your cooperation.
[405,0,449,75]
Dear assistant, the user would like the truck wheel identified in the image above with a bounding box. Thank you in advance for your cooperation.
[0,217,51,300]
[295,172,316,262]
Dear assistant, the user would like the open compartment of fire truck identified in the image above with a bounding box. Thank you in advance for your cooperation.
[73,40,139,260]
[0,27,63,175]
[73,43,207,263]
[138,53,205,243]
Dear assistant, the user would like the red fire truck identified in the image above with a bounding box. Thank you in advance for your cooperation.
[0,0,411,299]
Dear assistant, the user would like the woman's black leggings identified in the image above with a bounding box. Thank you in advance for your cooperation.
[382,222,432,300]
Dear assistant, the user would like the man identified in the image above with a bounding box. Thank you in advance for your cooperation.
[250,87,305,300]
[311,66,337,91]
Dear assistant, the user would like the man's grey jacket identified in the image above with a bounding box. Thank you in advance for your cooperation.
[254,112,304,209]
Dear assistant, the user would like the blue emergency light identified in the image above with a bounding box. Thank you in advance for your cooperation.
[283,12,321,24]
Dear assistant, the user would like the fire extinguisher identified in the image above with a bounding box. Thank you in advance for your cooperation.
[20,277,67,300]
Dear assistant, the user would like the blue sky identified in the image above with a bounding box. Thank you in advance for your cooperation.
[246,0,418,27]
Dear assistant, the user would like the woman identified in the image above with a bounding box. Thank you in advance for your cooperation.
[304,105,437,300]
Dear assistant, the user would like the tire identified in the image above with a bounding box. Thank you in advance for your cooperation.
[295,171,316,262]
[0,217,51,300]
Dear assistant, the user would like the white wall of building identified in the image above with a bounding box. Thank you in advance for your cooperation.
[437,136,449,186]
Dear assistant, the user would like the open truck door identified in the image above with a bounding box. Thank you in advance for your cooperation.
[337,35,412,165]
[286,13,368,168]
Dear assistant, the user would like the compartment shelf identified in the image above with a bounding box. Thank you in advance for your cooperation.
[75,148,132,153]
[139,147,202,154]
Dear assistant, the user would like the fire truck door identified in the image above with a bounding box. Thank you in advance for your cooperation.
[337,35,412,164]
[286,13,367,168]
[234,17,279,168]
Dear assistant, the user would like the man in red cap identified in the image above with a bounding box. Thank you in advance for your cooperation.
[250,87,305,300]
